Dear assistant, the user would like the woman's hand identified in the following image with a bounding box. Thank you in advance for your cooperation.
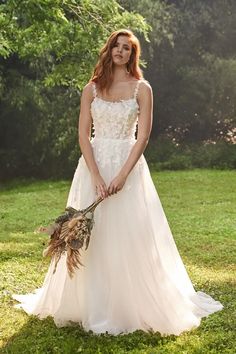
[108,173,127,196]
[91,172,109,199]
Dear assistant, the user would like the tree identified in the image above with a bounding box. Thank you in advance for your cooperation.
[0,0,150,179]
[120,0,236,144]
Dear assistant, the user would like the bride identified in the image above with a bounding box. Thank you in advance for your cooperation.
[13,29,223,336]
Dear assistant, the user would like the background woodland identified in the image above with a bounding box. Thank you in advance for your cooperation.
[0,0,236,179]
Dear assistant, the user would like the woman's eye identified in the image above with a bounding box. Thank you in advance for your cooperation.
[113,44,130,50]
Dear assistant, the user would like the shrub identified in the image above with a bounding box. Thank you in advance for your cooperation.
[145,137,236,170]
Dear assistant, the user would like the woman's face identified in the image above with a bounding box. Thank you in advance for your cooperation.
[111,35,132,66]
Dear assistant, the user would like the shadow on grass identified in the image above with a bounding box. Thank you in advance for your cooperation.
[2,303,234,354]
[1,315,178,354]
[0,178,69,193]
[0,235,46,263]
[1,271,234,353]
[0,250,44,264]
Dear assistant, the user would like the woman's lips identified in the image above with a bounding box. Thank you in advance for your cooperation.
[115,55,123,58]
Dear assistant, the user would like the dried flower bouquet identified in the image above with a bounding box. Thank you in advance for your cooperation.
[41,196,103,278]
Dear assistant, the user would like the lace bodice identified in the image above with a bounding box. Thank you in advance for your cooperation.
[90,80,143,140]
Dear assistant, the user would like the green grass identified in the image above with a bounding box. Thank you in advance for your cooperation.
[0,169,235,354]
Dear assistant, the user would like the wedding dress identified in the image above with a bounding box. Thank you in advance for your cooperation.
[13,79,223,336]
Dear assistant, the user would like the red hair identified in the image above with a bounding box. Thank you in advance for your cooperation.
[90,29,143,93]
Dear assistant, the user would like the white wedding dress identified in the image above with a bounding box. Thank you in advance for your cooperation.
[13,79,223,336]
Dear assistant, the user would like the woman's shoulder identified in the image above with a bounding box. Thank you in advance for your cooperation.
[138,78,152,96]
[83,80,95,91]
[81,81,95,99]
[139,78,151,87]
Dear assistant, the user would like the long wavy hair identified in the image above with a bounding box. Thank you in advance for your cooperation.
[90,29,143,93]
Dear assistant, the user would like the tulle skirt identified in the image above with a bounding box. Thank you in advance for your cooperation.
[13,137,223,336]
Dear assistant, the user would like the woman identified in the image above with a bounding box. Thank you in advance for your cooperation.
[13,29,223,336]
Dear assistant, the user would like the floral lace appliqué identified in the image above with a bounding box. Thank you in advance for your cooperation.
[90,97,139,140]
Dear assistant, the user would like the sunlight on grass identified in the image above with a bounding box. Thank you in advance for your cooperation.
[0,170,235,353]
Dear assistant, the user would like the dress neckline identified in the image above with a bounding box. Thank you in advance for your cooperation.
[92,79,143,104]
[94,96,138,105]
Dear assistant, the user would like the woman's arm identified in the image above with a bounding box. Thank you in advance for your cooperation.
[78,83,108,199]
[108,81,153,195]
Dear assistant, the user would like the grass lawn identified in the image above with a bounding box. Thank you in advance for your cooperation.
[0,169,235,354]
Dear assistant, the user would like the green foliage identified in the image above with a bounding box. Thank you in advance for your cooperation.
[0,0,150,87]
[119,0,174,46]
[145,137,236,171]
[0,170,235,353]
[1,0,236,180]
[131,0,236,143]
[0,0,150,181]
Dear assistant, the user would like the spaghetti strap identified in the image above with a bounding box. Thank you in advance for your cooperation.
[92,82,97,98]
[133,79,142,99]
